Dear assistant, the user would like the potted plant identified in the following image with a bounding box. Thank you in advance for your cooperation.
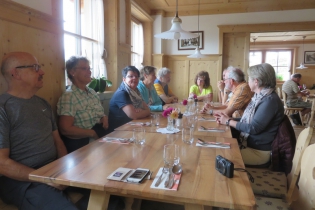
[88,76,112,93]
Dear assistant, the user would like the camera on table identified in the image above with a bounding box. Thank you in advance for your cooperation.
[215,155,234,178]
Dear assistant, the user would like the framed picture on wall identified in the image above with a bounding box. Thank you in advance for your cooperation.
[178,31,204,50]
[304,51,315,64]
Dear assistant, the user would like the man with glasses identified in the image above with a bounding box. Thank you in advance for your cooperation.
[154,67,178,104]
[201,67,253,118]
[0,52,78,209]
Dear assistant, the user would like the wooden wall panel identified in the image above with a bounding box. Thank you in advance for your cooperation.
[222,32,250,78]
[158,55,221,102]
[0,2,64,114]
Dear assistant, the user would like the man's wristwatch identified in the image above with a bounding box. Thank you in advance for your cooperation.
[209,109,213,115]
[226,119,232,126]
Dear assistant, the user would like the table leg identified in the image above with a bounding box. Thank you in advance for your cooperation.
[87,190,110,210]
[124,197,142,210]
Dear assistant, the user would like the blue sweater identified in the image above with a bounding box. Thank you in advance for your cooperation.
[137,81,163,111]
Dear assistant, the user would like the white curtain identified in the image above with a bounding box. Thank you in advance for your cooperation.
[92,0,107,78]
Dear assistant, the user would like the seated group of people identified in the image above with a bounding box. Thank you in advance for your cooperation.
[0,51,295,209]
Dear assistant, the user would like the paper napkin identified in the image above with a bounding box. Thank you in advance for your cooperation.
[150,167,181,191]
[156,128,180,134]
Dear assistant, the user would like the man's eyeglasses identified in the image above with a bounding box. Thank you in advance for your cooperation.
[224,78,232,81]
[15,64,41,72]
[126,75,139,79]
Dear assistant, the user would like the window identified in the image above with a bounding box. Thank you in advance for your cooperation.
[249,49,293,81]
[63,0,105,82]
[131,19,144,69]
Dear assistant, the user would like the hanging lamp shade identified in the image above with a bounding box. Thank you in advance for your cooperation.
[296,36,307,69]
[296,62,308,69]
[187,47,208,58]
[187,0,208,58]
[154,0,198,40]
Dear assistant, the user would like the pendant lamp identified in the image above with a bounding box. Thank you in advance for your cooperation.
[154,0,198,40]
[296,36,308,69]
[251,37,257,56]
[187,0,208,58]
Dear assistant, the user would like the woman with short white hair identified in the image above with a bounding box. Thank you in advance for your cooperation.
[154,67,178,104]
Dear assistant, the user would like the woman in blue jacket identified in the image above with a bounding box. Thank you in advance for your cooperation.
[137,66,170,111]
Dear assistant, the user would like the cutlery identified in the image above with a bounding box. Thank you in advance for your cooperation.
[197,138,230,147]
[164,172,171,187]
[154,168,166,187]
[201,117,215,121]
[128,122,151,126]
[200,126,225,132]
[103,137,130,143]
[167,174,175,189]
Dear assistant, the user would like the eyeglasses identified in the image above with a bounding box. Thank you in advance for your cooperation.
[15,64,41,72]
[197,78,205,82]
[223,78,232,81]
[126,75,139,79]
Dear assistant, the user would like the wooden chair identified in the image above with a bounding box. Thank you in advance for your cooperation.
[282,90,304,125]
[256,143,315,210]
[247,127,313,202]
[291,144,315,210]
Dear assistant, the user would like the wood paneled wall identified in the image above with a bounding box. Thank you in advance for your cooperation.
[0,0,64,114]
[153,54,222,101]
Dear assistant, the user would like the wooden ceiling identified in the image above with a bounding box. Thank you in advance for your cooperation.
[138,0,315,43]
[141,0,315,17]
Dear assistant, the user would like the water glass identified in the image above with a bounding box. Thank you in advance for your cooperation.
[151,113,160,126]
[182,127,194,144]
[133,127,145,145]
[163,144,180,169]
[186,114,196,128]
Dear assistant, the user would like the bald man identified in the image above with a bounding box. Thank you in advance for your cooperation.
[0,52,77,209]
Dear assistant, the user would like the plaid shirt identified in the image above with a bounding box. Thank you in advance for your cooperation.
[57,85,104,129]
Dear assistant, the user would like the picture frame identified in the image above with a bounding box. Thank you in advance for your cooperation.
[178,31,204,50]
[304,51,315,64]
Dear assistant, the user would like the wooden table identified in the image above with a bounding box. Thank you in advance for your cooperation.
[115,114,232,138]
[29,131,255,210]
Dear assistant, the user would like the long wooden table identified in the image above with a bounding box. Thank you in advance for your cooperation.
[29,130,255,210]
[115,114,232,138]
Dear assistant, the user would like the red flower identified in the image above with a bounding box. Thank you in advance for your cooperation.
[162,107,174,117]
[182,99,188,105]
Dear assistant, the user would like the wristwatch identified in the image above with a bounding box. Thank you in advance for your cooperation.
[226,119,231,126]
[209,109,213,115]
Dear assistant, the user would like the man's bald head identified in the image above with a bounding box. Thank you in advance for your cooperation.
[1,52,36,80]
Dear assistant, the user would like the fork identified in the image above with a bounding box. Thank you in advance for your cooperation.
[104,138,130,143]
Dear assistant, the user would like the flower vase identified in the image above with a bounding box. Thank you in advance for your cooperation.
[167,116,175,131]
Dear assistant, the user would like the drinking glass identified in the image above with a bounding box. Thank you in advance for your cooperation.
[133,127,145,145]
[151,113,160,126]
[163,144,180,169]
[182,127,194,144]
[303,84,307,90]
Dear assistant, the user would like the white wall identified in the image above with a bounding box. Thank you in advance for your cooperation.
[12,0,52,15]
[153,9,315,56]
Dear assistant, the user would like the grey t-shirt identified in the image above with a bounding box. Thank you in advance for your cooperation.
[0,93,57,169]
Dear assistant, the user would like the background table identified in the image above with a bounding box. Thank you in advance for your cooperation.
[29,131,255,210]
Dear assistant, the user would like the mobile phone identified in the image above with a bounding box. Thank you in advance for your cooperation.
[126,168,150,183]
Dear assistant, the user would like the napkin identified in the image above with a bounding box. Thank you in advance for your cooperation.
[198,127,225,132]
[156,128,180,134]
[150,167,181,190]
[99,137,131,144]
[196,142,230,149]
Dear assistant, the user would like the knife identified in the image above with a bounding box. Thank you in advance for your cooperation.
[167,174,175,189]
[154,171,164,187]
